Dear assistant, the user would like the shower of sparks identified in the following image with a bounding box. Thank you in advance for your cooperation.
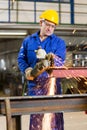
[42,74,56,130]
[58,65,87,82]
[47,77,56,95]
[42,113,54,130]
[60,65,87,94]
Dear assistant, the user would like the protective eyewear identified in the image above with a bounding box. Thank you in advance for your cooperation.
[43,20,56,29]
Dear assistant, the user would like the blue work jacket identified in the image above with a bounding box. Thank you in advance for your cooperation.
[18,31,66,95]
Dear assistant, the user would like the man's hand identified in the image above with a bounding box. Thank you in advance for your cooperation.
[25,67,33,79]
[25,59,51,80]
[31,59,50,77]
[25,53,55,80]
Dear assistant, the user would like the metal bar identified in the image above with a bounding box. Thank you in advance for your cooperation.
[0,94,87,130]
[27,67,87,80]
[52,67,87,78]
[8,0,11,22]
[70,0,74,24]
[0,94,87,115]
[34,0,36,23]
[16,0,19,23]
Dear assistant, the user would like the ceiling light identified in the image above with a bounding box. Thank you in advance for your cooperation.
[0,30,27,36]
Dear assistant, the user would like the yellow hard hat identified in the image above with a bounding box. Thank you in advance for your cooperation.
[39,9,59,25]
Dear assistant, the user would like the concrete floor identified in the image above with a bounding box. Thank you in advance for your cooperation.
[64,111,87,130]
[0,112,87,130]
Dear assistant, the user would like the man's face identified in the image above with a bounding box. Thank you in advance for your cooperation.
[40,20,56,36]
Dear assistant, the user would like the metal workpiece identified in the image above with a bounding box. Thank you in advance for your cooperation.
[0,94,87,115]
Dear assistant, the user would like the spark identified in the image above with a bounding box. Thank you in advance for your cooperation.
[42,113,54,130]
[72,29,76,34]
[42,74,56,130]
[47,77,56,95]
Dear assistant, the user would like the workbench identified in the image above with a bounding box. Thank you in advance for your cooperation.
[0,67,87,130]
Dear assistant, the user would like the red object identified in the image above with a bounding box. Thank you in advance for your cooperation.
[52,67,87,78]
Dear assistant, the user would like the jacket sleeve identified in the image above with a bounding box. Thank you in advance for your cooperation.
[17,37,29,73]
[53,38,66,66]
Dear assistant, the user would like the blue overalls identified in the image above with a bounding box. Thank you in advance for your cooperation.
[18,31,66,130]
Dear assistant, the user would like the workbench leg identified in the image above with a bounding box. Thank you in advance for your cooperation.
[5,98,13,130]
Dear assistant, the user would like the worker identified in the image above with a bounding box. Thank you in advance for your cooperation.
[18,9,66,130]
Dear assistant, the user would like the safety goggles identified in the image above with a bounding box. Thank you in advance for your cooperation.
[43,20,56,29]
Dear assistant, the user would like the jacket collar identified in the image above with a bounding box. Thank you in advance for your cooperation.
[31,30,54,39]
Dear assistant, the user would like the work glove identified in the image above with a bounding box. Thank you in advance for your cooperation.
[25,59,51,80]
[31,59,51,77]
[25,67,33,79]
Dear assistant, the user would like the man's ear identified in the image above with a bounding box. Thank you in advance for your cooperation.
[39,20,43,26]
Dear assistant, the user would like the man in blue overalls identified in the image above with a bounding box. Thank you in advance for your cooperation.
[18,9,66,130]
